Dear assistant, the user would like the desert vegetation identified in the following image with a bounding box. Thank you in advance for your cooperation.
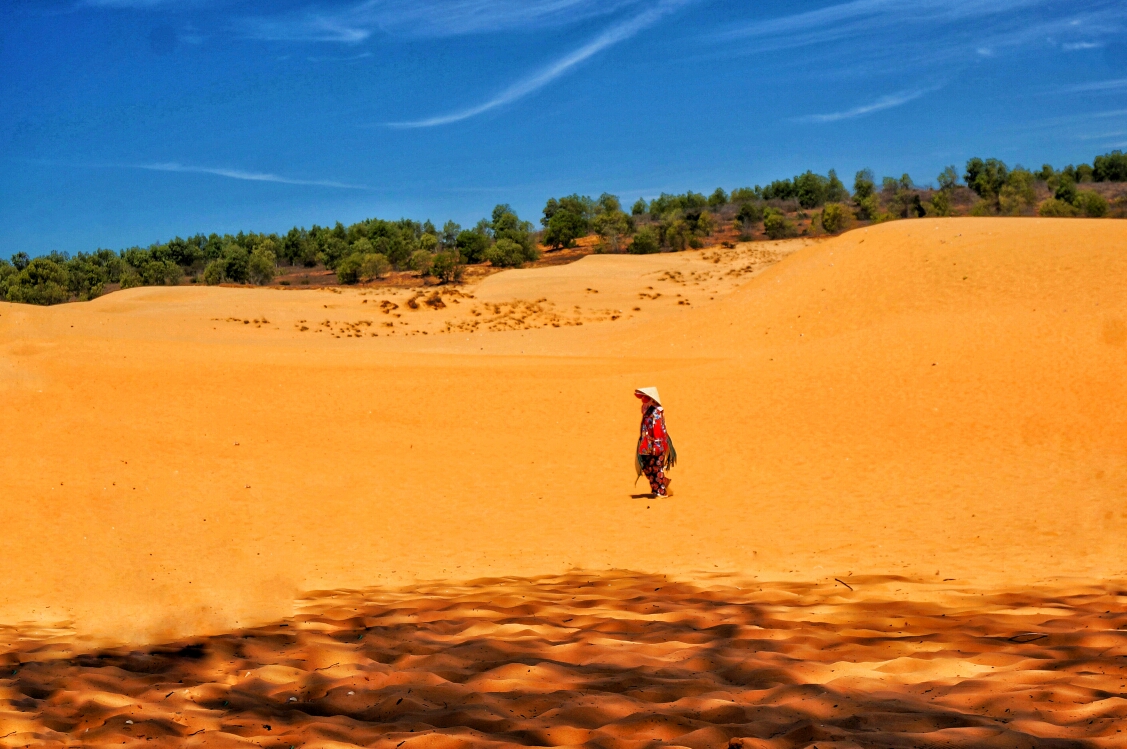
[3,151,1126,305]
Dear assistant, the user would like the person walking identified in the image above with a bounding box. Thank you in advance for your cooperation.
[634,387,677,498]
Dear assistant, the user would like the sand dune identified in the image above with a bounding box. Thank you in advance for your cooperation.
[1,219,1126,639]
[2,217,1127,745]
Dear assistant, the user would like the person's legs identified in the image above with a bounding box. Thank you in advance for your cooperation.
[641,455,666,496]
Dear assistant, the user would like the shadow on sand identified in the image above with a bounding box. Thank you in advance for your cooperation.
[1,571,1124,747]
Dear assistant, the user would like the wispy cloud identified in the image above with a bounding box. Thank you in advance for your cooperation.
[709,0,1127,69]
[795,89,933,124]
[1058,78,1127,93]
[242,0,642,43]
[385,0,691,128]
[128,162,370,189]
[714,0,1046,49]
[307,52,373,62]
[1063,41,1103,50]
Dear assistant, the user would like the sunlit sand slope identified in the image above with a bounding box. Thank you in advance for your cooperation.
[0,219,1125,641]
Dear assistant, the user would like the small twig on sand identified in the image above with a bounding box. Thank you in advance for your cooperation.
[834,578,854,591]
[1008,633,1047,643]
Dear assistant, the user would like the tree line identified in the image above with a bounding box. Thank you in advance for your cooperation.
[2,150,1125,305]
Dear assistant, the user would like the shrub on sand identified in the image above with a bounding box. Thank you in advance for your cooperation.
[1038,198,1079,217]
[336,253,363,284]
[627,227,661,254]
[819,203,852,234]
[360,253,391,280]
[409,250,434,275]
[763,208,796,239]
[1074,190,1109,218]
[969,199,994,216]
[926,190,954,217]
[248,248,276,286]
[484,238,526,268]
[431,251,464,283]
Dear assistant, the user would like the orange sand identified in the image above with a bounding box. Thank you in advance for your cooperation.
[3,574,1126,747]
[1,219,1126,644]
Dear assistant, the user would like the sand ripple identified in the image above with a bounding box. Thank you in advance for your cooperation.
[2,572,1125,747]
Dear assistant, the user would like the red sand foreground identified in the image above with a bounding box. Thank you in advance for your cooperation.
[1,218,1126,747]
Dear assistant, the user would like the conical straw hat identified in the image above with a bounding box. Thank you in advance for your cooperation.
[634,387,662,406]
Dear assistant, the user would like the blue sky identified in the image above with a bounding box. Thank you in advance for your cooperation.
[2,0,1126,255]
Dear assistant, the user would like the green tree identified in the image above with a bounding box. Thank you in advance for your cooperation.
[541,194,593,249]
[484,238,527,267]
[431,250,464,283]
[1055,175,1079,204]
[627,227,660,254]
[1075,190,1109,217]
[735,201,764,234]
[1037,198,1079,217]
[11,252,30,271]
[926,190,954,217]
[0,259,14,298]
[5,258,70,305]
[708,188,728,208]
[663,218,693,251]
[440,221,462,249]
[336,254,363,284]
[492,205,539,263]
[761,179,796,201]
[937,166,960,191]
[409,250,434,275]
[221,246,249,284]
[282,228,317,267]
[65,252,108,300]
[455,229,490,263]
[248,247,276,285]
[418,233,438,252]
[592,209,632,253]
[681,191,708,211]
[319,236,350,269]
[1093,150,1127,182]
[1076,163,1094,183]
[596,193,622,214]
[542,207,587,249]
[794,171,829,209]
[730,187,758,203]
[631,198,648,215]
[202,259,224,285]
[965,158,1009,206]
[826,170,849,203]
[999,168,1037,215]
[853,169,876,200]
[360,253,391,279]
[648,193,679,216]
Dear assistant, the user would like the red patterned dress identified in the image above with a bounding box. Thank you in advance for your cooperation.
[637,405,670,495]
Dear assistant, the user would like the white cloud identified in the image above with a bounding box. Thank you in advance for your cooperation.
[795,89,933,124]
[714,0,1047,48]
[1063,41,1103,50]
[386,0,691,127]
[129,162,370,189]
[242,0,642,43]
[710,0,1127,68]
[1059,78,1127,93]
